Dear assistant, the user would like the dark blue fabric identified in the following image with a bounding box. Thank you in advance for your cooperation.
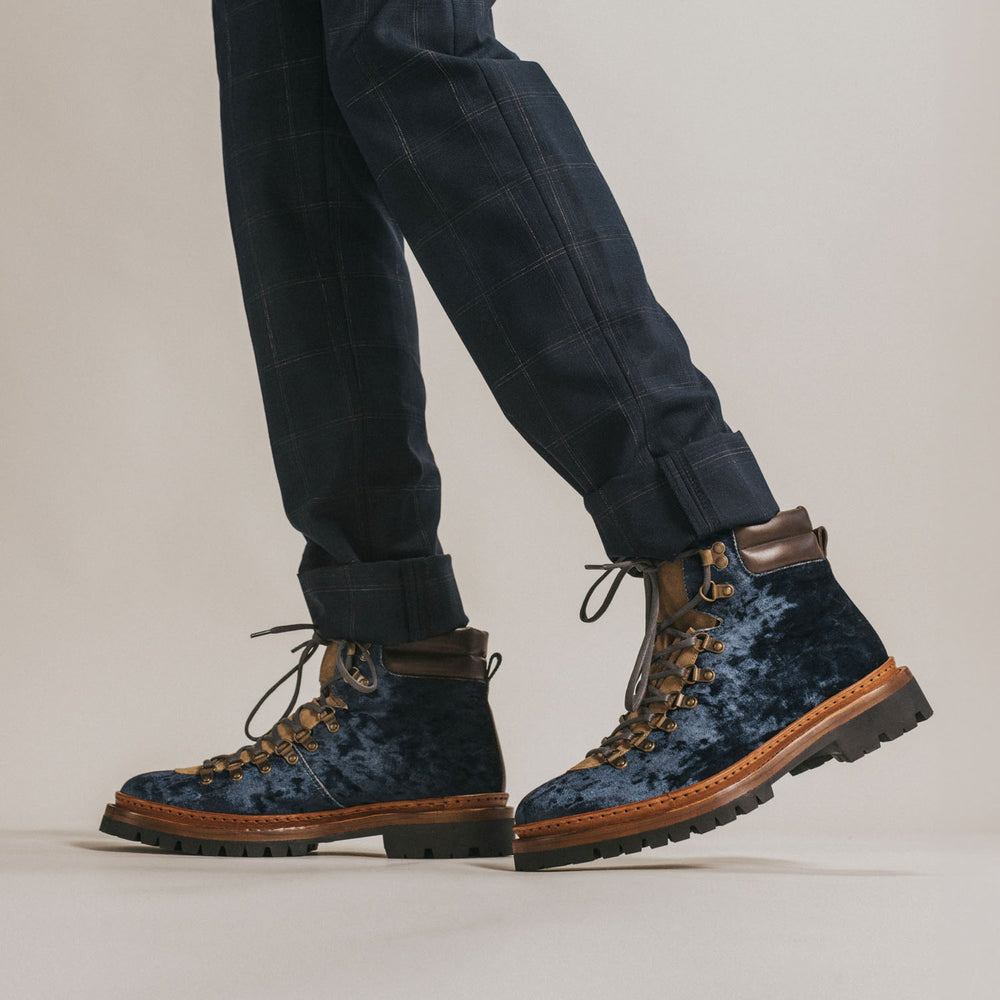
[210,0,777,643]
[515,533,888,824]
[120,644,506,815]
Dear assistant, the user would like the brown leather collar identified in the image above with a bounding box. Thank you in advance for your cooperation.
[734,506,827,573]
[382,627,491,681]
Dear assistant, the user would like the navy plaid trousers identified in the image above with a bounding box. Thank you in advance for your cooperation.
[211,0,778,643]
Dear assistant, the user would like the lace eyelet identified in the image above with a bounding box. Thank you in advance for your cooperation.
[229,768,243,782]
[325,720,340,733]
[702,669,716,683]
[610,757,628,769]
[258,762,272,774]
[709,541,729,568]
[292,728,317,751]
[664,719,678,733]
[199,774,213,786]
[638,739,656,752]
[682,695,698,709]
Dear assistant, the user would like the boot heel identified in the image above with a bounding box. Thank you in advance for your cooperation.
[382,817,514,859]
[792,675,933,773]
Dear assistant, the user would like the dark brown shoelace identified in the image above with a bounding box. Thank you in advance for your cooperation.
[197,625,377,784]
[579,547,732,763]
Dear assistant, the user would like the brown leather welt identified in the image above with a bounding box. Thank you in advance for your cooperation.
[382,626,490,680]
[108,792,512,841]
[734,507,825,573]
[513,658,910,849]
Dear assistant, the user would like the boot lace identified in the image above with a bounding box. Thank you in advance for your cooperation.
[578,543,733,767]
[196,624,377,785]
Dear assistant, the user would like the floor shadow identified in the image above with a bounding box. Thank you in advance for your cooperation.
[65,837,917,875]
[519,855,918,876]
[68,838,385,860]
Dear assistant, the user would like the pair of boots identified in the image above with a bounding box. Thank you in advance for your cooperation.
[101,508,931,870]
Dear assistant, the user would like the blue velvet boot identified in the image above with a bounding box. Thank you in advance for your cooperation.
[100,627,512,858]
[513,507,932,871]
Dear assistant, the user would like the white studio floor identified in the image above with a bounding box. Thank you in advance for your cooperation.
[0,828,993,1000]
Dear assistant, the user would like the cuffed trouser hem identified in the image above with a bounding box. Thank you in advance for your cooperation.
[583,430,779,561]
[298,554,468,645]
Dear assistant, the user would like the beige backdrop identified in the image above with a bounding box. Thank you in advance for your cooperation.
[1,0,996,838]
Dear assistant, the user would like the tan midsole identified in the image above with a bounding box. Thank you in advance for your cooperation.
[105,791,512,843]
[513,657,910,853]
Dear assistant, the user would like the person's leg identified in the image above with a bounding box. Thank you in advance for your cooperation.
[315,2,932,871]
[214,0,464,644]
[98,0,515,859]
[320,0,778,561]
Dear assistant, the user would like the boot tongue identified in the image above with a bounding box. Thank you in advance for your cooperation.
[647,556,718,699]
[654,557,718,649]
[318,640,344,688]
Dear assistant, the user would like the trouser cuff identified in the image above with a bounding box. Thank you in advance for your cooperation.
[298,554,468,645]
[583,430,779,560]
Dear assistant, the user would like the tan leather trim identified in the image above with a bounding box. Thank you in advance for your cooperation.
[106,792,512,842]
[734,506,825,573]
[382,626,490,681]
[319,640,343,687]
[513,658,910,851]
[655,559,717,640]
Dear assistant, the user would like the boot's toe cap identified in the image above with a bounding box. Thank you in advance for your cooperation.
[515,771,609,825]
[516,747,690,826]
[118,765,340,816]
[120,769,201,808]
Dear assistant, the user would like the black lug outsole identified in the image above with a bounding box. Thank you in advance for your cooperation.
[99,815,514,860]
[513,677,933,871]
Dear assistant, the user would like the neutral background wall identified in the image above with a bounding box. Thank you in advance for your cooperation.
[1,0,996,837]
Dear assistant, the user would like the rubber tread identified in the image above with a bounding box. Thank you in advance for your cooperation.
[513,677,932,871]
[99,814,513,859]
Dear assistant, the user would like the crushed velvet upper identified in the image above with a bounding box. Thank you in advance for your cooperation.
[515,530,888,825]
[120,644,506,814]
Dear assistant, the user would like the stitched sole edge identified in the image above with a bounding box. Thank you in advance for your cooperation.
[99,794,514,859]
[512,662,932,871]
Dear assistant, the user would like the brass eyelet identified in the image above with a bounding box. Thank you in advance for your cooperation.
[638,739,656,752]
[229,768,243,782]
[258,762,272,774]
[303,738,319,753]
[683,695,698,709]
[702,669,716,682]
[610,757,628,769]
[325,720,340,733]
[286,753,299,765]
[709,638,725,653]
[664,720,678,732]
[199,774,213,786]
